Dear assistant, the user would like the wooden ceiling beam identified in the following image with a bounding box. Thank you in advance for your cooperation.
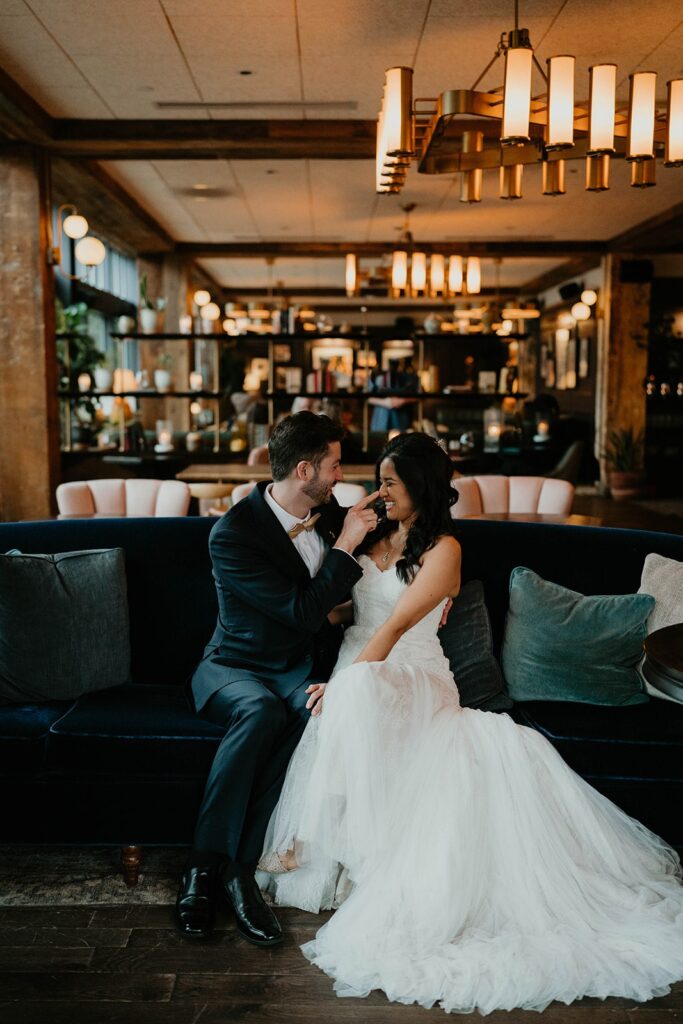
[49,118,376,160]
[176,240,605,259]
[520,255,603,295]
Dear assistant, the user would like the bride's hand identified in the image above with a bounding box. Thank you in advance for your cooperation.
[305,681,327,716]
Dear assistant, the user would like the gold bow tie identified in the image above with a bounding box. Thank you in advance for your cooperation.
[288,512,321,539]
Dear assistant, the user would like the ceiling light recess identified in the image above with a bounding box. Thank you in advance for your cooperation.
[375,2,681,199]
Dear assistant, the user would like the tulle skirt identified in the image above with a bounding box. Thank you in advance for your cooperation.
[260,660,683,1014]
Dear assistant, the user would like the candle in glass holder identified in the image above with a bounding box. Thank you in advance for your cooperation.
[77,372,90,392]
[154,419,174,453]
[189,371,203,391]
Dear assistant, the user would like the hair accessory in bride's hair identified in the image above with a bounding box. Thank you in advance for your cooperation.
[436,437,448,454]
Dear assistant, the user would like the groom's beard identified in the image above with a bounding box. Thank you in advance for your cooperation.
[302,471,334,506]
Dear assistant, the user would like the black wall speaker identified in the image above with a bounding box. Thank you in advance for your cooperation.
[558,282,581,300]
[620,259,653,283]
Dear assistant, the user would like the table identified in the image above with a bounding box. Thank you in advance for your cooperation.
[176,462,378,484]
[457,512,603,526]
[642,623,683,701]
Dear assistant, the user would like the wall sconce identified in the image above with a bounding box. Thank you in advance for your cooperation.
[193,289,211,308]
[50,204,106,277]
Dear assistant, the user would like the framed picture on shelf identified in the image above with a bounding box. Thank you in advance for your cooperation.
[275,366,302,393]
[273,343,291,363]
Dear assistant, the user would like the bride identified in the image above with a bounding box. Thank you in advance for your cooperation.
[257,432,683,1015]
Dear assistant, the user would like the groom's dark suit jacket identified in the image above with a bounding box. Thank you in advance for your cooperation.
[191,481,363,711]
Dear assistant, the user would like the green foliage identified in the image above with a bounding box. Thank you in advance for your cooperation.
[157,351,173,370]
[602,427,645,472]
[55,300,105,423]
[139,273,154,310]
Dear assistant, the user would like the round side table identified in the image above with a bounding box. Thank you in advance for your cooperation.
[642,623,683,701]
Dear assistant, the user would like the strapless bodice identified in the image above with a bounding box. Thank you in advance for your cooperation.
[332,554,452,678]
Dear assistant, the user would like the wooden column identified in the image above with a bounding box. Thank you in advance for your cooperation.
[594,254,650,491]
[136,255,191,434]
[0,147,58,521]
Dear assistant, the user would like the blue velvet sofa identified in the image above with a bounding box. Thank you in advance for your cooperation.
[1,517,682,866]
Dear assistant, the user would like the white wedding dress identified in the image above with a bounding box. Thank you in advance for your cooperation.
[259,554,683,1014]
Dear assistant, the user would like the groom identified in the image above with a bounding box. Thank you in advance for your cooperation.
[176,411,378,943]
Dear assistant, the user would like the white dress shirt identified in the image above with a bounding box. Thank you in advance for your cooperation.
[264,484,328,578]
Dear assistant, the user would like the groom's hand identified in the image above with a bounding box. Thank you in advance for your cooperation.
[334,490,381,553]
[305,682,327,716]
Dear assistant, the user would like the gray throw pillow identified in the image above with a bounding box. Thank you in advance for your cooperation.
[438,580,513,711]
[502,567,653,706]
[0,548,131,704]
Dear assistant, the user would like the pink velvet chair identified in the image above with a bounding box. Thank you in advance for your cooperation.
[452,476,574,518]
[56,478,191,517]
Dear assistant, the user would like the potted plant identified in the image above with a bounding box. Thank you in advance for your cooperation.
[139,274,167,334]
[93,356,114,392]
[56,300,107,445]
[154,351,174,393]
[603,427,646,500]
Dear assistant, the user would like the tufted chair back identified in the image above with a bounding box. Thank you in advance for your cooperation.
[56,478,191,517]
[452,476,574,517]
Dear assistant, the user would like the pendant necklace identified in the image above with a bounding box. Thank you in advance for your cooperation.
[381,532,402,564]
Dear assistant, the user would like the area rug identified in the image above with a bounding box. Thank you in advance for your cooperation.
[0,846,185,905]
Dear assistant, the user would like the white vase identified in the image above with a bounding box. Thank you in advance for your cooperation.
[139,308,158,334]
[154,369,173,393]
[117,315,136,335]
[93,367,113,391]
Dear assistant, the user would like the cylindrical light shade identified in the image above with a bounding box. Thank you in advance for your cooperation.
[502,46,533,145]
[665,79,683,166]
[201,302,221,321]
[448,255,463,294]
[571,301,591,321]
[500,163,523,199]
[430,254,445,296]
[585,152,611,191]
[392,250,408,292]
[345,253,357,296]
[630,159,656,187]
[193,289,211,307]
[63,213,89,239]
[588,64,617,153]
[466,257,481,295]
[74,236,106,266]
[383,67,413,156]
[546,55,575,150]
[460,130,484,203]
[627,71,657,160]
[542,159,566,195]
[411,251,427,293]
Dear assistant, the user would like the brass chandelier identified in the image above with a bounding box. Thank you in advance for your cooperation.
[376,1,683,199]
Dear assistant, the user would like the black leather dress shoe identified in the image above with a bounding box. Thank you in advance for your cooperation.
[221,870,283,946]
[175,865,215,940]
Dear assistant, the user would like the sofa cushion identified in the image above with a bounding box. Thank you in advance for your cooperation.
[438,580,512,711]
[0,701,74,773]
[515,700,683,781]
[502,567,653,706]
[46,684,224,776]
[0,548,131,704]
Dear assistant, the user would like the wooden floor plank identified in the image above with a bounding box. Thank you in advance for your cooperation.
[0,971,175,1001]
[0,908,93,928]
[90,942,307,974]
[0,946,93,971]
[90,906,178,928]
[0,1001,202,1023]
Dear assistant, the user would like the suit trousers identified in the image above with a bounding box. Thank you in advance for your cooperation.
[192,672,313,871]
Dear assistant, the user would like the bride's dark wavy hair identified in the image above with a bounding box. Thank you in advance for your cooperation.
[358,432,458,583]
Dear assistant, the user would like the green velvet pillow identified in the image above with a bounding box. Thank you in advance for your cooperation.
[0,548,131,704]
[502,567,654,706]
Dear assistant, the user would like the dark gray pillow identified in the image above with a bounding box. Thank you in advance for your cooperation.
[438,580,513,711]
[0,548,131,704]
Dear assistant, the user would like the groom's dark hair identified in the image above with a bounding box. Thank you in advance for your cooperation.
[268,411,344,481]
